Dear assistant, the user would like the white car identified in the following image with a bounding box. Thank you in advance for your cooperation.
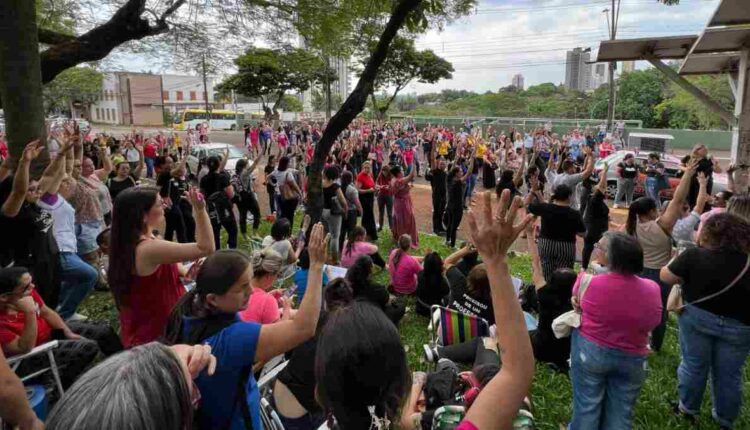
[186,143,249,178]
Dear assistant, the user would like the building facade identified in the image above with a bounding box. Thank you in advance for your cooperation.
[161,74,215,114]
[565,47,591,91]
[588,63,609,91]
[91,73,122,124]
[511,73,525,90]
[621,60,636,73]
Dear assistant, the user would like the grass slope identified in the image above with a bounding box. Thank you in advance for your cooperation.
[80,219,749,429]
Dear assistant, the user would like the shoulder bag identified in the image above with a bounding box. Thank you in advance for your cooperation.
[552,273,593,339]
[667,255,750,314]
[280,171,298,201]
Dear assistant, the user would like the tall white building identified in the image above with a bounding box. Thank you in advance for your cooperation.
[622,60,636,73]
[565,47,591,91]
[511,73,525,90]
[295,35,351,112]
[588,63,609,91]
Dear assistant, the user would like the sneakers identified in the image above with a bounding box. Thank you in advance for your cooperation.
[66,313,88,322]
[423,344,439,363]
[671,401,698,425]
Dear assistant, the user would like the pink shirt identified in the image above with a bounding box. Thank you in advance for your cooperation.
[239,288,280,324]
[575,272,661,356]
[456,421,478,430]
[388,250,422,295]
[341,240,378,268]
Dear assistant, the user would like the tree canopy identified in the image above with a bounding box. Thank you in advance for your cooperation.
[42,66,103,114]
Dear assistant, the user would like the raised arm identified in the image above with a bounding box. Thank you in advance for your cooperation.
[136,188,215,271]
[219,147,230,172]
[596,162,609,195]
[245,151,264,175]
[132,144,145,179]
[581,146,594,180]
[464,190,535,429]
[0,349,43,430]
[460,150,476,182]
[95,144,113,181]
[694,172,709,214]
[525,220,545,288]
[42,142,74,195]
[256,223,328,362]
[726,164,737,193]
[513,149,526,188]
[1,141,42,217]
[658,160,697,234]
[443,243,473,268]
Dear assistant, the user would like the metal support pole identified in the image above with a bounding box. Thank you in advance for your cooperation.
[731,49,750,192]
[645,54,736,126]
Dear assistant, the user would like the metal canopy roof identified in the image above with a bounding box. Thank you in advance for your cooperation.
[628,132,674,140]
[596,35,698,62]
[679,52,740,75]
[708,0,750,27]
[689,26,750,55]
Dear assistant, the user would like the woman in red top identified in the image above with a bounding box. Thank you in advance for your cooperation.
[356,161,378,240]
[108,186,214,348]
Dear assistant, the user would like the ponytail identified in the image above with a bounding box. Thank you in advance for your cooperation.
[163,289,199,345]
[626,197,658,237]
[626,206,638,236]
[392,234,412,269]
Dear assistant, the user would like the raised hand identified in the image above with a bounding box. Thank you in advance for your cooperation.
[186,187,206,212]
[170,344,217,379]
[21,140,43,163]
[697,171,707,188]
[307,222,330,266]
[467,190,533,262]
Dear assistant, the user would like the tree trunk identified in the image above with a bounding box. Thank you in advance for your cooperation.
[0,0,48,171]
[272,91,284,121]
[370,92,380,118]
[307,0,423,225]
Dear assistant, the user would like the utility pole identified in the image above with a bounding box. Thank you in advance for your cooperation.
[605,0,620,133]
[202,54,210,118]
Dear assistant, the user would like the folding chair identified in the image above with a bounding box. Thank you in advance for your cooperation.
[429,305,490,349]
[257,359,289,430]
[7,341,64,398]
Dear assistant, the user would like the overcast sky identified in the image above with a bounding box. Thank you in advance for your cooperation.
[114,0,720,94]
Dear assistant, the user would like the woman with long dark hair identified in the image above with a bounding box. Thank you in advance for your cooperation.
[108,187,214,348]
[625,160,696,351]
[199,154,237,249]
[346,255,406,325]
[390,162,419,247]
[355,161,378,240]
[164,224,328,430]
[445,154,475,248]
[341,226,386,268]
[415,252,450,317]
[232,153,262,237]
[315,301,411,429]
[339,170,362,252]
[582,162,610,271]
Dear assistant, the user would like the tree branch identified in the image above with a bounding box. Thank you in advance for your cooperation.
[38,28,76,45]
[39,0,184,83]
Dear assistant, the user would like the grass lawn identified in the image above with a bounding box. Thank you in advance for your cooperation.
[80,218,750,429]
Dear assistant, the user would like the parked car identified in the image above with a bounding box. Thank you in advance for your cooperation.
[594,150,727,201]
[186,143,249,178]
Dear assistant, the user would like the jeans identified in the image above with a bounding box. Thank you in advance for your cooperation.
[570,330,648,430]
[322,209,342,261]
[377,194,393,231]
[645,177,661,209]
[641,267,670,351]
[614,177,635,207]
[145,156,155,178]
[58,252,98,319]
[677,305,750,428]
[463,173,477,206]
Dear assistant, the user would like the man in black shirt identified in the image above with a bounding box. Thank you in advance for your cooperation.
[428,144,447,235]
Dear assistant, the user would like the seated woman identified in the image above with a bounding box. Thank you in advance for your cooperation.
[569,232,662,430]
[165,224,328,430]
[262,218,303,279]
[0,267,122,388]
[293,249,330,302]
[315,301,410,429]
[525,222,577,372]
[346,255,405,326]
[341,226,386,268]
[272,279,354,429]
[387,234,424,295]
[415,252,450,317]
[239,248,284,324]
[46,342,215,430]
[447,263,494,326]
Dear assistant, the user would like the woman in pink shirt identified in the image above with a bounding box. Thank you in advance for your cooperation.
[569,232,662,430]
[239,248,284,324]
[341,226,386,268]
[387,234,423,295]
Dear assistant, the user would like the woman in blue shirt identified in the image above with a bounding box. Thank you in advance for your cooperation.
[165,223,329,430]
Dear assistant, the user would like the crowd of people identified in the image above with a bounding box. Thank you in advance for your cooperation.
[0,116,748,430]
